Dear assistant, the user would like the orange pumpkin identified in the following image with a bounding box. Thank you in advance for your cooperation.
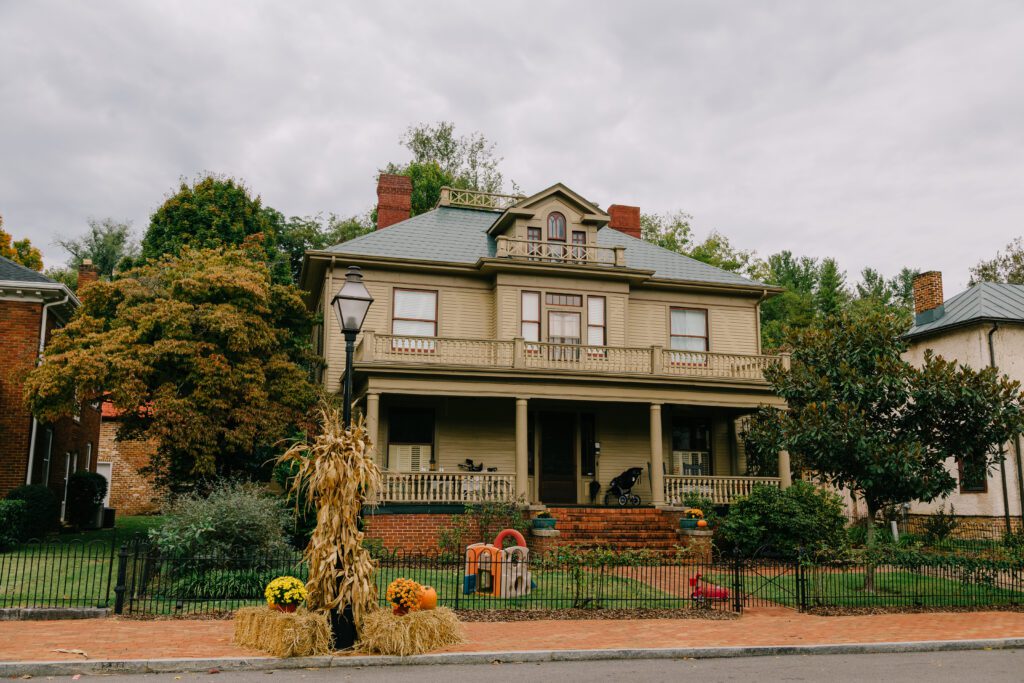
[418,585,438,610]
[697,519,708,528]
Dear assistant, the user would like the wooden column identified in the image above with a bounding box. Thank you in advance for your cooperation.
[515,398,530,503]
[650,403,665,506]
[778,449,792,489]
[365,393,380,464]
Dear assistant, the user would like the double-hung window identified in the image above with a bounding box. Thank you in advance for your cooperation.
[587,296,606,356]
[669,308,708,364]
[527,227,542,259]
[521,291,541,350]
[548,310,581,361]
[571,230,587,261]
[392,288,437,352]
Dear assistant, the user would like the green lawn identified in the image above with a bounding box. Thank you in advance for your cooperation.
[707,568,1024,608]
[0,515,164,608]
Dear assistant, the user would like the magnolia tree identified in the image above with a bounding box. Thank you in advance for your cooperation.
[746,311,1024,565]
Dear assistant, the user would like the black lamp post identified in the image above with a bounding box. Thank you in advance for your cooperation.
[331,266,374,426]
[327,266,373,649]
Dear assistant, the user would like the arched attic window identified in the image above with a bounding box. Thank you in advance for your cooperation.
[547,212,566,242]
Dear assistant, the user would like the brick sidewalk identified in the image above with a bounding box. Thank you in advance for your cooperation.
[2,610,1024,662]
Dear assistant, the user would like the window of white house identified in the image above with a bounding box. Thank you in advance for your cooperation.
[392,289,437,337]
[587,297,606,346]
[670,308,708,351]
[521,291,540,342]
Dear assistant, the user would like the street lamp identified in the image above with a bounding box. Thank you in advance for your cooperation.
[331,266,374,426]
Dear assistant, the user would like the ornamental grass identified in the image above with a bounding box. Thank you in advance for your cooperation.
[357,607,464,656]
[233,607,332,658]
[277,402,382,630]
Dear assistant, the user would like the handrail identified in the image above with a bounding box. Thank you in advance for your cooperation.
[495,236,624,267]
[377,471,516,504]
[441,187,524,211]
[664,475,781,505]
[360,332,781,382]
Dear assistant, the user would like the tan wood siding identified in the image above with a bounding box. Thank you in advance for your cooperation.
[436,398,516,473]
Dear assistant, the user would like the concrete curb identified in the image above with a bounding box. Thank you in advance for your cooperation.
[3,638,1024,677]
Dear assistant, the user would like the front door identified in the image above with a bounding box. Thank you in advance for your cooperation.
[539,413,576,504]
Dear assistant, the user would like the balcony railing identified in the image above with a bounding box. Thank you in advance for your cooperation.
[376,471,516,504]
[440,187,524,211]
[495,236,625,267]
[359,331,785,383]
[664,475,781,506]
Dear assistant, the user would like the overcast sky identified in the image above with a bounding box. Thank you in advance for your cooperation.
[3,1,1023,291]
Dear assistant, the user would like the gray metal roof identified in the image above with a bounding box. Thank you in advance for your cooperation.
[326,206,766,288]
[906,282,1024,338]
[0,255,56,284]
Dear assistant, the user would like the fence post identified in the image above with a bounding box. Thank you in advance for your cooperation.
[113,542,129,615]
[796,546,806,612]
[732,547,743,614]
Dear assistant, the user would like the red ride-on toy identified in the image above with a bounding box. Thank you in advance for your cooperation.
[689,572,729,607]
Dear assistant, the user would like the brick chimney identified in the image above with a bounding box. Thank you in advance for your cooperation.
[376,174,413,229]
[77,258,99,292]
[607,204,641,239]
[912,271,945,325]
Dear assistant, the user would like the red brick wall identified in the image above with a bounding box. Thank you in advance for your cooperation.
[608,204,641,239]
[912,271,944,314]
[363,512,466,554]
[97,420,160,515]
[376,174,412,229]
[0,301,42,496]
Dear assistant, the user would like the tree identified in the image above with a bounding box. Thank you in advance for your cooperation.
[970,237,1024,284]
[746,311,1024,585]
[141,175,287,281]
[850,266,919,324]
[641,211,766,279]
[0,214,43,271]
[641,211,694,253]
[269,211,372,282]
[57,218,138,279]
[23,245,318,492]
[813,258,848,317]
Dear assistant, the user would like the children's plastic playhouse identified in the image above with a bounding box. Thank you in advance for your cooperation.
[463,529,532,598]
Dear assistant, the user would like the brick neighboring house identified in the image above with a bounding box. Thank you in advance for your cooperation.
[97,403,160,515]
[0,257,102,518]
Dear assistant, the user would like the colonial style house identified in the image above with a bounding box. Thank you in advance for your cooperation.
[903,271,1024,527]
[0,257,102,520]
[300,178,789,550]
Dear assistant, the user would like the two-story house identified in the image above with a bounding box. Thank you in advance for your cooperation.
[903,270,1024,530]
[300,177,789,551]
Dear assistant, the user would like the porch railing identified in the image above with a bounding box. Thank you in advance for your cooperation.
[664,475,781,506]
[495,236,625,267]
[377,471,517,504]
[359,331,784,383]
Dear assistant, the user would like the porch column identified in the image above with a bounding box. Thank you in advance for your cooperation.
[515,398,530,503]
[649,403,665,507]
[365,392,380,454]
[778,449,792,489]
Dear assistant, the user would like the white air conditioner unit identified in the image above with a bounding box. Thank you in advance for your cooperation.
[388,444,431,472]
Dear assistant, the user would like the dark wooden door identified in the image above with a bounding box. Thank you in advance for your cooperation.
[539,413,576,504]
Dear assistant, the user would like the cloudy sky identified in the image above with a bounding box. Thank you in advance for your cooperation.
[2,1,1023,291]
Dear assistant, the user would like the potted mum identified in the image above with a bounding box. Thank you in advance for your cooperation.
[680,508,704,530]
[532,510,557,530]
[386,577,423,616]
[265,576,308,613]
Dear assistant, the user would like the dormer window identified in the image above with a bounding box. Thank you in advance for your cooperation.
[547,212,566,241]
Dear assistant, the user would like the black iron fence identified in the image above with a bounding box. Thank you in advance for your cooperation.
[3,537,1024,615]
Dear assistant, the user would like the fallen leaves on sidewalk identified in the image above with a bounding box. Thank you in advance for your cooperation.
[51,648,88,658]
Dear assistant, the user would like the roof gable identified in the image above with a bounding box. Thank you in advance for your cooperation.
[488,183,608,236]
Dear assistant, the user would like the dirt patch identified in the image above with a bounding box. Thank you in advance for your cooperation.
[454,608,737,621]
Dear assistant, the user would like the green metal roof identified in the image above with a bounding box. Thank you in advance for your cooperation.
[326,206,767,288]
[906,282,1024,338]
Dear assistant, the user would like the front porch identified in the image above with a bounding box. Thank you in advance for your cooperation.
[362,394,786,508]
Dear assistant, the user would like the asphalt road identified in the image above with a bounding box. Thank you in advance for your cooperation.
[95,649,1024,682]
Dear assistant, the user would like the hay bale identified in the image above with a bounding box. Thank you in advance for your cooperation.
[233,607,332,658]
[358,607,465,656]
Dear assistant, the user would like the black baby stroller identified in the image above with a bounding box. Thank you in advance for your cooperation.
[604,467,644,506]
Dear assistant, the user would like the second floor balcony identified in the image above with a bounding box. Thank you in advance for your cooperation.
[356,331,786,384]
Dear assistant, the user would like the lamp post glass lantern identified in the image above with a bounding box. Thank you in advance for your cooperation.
[331,266,374,426]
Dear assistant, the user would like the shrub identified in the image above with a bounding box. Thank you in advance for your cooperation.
[0,500,27,549]
[5,485,59,539]
[921,505,960,544]
[717,481,847,559]
[149,481,291,567]
[65,471,108,528]
[164,568,285,600]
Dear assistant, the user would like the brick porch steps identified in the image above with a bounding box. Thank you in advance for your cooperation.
[544,506,681,552]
